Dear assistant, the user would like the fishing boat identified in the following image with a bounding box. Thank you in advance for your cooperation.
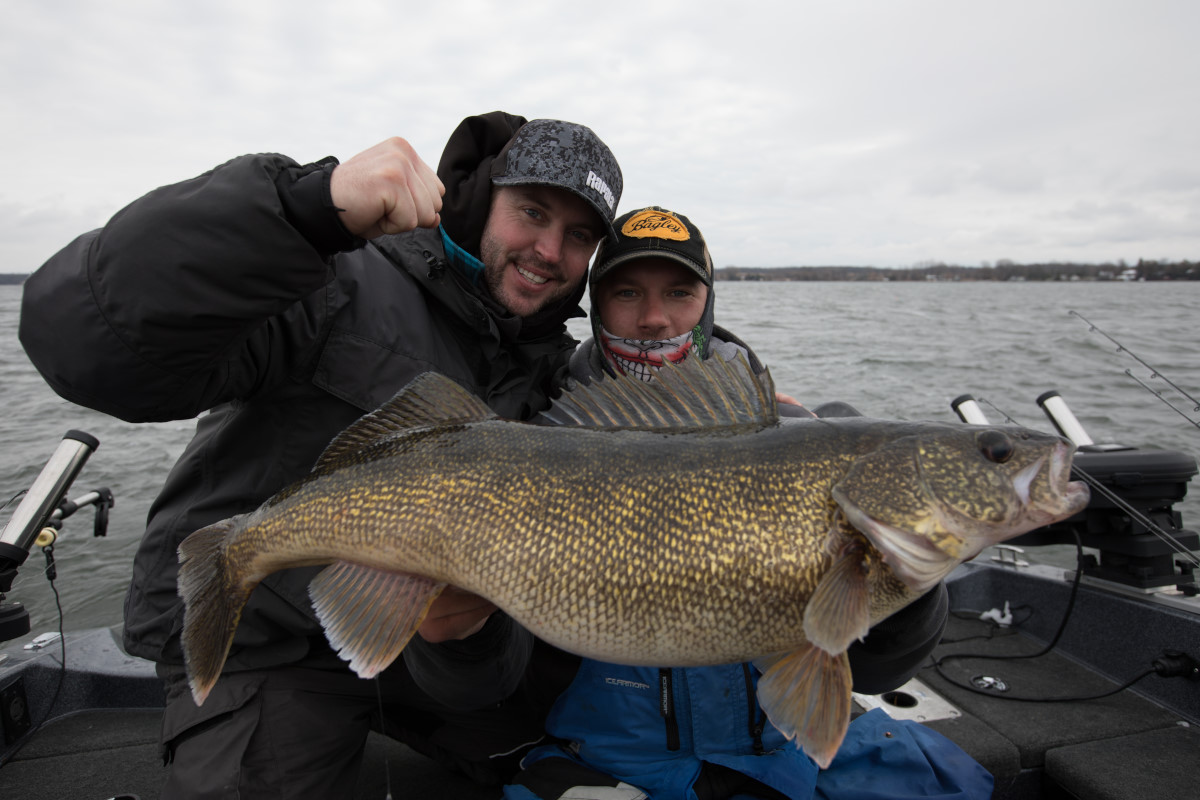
[1,381,1197,800]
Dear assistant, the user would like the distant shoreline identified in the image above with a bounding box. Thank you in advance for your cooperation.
[4,259,1197,285]
[716,261,1197,282]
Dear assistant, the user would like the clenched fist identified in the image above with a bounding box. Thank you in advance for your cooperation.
[330,137,446,239]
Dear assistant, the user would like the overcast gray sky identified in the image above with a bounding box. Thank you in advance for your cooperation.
[4,0,1197,273]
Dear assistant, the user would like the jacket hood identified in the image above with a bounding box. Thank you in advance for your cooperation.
[437,111,527,260]
[432,111,587,341]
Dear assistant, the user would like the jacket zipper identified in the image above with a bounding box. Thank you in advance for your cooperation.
[421,249,445,279]
[659,668,681,751]
[742,663,766,755]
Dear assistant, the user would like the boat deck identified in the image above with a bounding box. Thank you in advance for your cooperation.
[2,562,1197,800]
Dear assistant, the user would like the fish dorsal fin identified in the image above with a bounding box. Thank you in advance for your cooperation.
[315,372,496,470]
[544,352,779,430]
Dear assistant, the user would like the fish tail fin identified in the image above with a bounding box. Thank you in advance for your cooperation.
[755,644,853,769]
[177,516,251,706]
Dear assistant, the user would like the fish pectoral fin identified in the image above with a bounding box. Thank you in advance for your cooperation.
[755,645,852,770]
[803,548,871,653]
[308,562,447,679]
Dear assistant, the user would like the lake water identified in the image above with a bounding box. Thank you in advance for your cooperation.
[2,280,1198,640]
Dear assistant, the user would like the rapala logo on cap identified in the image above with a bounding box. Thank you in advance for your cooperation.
[586,170,617,211]
[621,209,690,241]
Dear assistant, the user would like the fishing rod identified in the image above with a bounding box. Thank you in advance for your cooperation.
[1069,309,1200,432]
[1123,369,1200,432]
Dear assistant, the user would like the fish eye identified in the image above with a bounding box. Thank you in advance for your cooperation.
[976,430,1014,463]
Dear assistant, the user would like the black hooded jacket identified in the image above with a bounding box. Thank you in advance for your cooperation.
[19,113,583,706]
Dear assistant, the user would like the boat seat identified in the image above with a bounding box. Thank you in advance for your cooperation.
[919,613,1184,799]
[1042,724,1200,799]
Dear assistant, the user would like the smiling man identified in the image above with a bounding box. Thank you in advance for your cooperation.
[20,111,621,798]
[480,185,603,317]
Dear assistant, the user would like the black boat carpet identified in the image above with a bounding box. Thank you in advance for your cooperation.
[921,614,1196,800]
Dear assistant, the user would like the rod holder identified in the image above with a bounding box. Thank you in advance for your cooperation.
[951,394,991,425]
[1036,391,1094,446]
[0,431,99,569]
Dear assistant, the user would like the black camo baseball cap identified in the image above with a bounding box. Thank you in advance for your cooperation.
[490,119,623,238]
[590,206,713,287]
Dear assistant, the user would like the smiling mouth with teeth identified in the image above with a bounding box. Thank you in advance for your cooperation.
[517,265,548,285]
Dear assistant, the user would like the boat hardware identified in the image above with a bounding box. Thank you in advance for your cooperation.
[22,632,61,651]
[1,431,112,645]
[969,675,1009,693]
[950,394,990,425]
[1037,390,1097,447]
[0,431,97,558]
[990,545,1029,569]
[852,677,962,723]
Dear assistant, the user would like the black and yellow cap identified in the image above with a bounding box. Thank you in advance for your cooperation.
[590,206,713,287]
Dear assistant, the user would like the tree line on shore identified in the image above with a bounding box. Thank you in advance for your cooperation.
[4,258,1197,286]
[716,259,1198,282]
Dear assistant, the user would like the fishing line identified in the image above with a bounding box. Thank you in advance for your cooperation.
[0,489,28,514]
[974,398,1019,426]
[373,676,394,800]
[1069,309,1200,429]
[1067,464,1200,568]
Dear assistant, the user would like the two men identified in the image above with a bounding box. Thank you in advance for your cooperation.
[21,118,975,800]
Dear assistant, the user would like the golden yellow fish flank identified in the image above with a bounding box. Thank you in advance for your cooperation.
[176,355,1089,768]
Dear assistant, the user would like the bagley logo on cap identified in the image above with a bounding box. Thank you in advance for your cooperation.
[621,209,690,241]
[586,170,617,211]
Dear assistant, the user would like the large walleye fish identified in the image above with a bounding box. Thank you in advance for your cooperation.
[177,355,1089,766]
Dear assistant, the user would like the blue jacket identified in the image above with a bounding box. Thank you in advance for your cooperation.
[527,659,819,797]
[506,659,992,800]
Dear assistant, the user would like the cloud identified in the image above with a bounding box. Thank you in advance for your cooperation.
[4,0,1200,271]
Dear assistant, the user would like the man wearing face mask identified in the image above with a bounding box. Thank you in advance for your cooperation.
[508,207,977,800]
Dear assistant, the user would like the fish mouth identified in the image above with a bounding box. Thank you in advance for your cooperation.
[1025,441,1091,525]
